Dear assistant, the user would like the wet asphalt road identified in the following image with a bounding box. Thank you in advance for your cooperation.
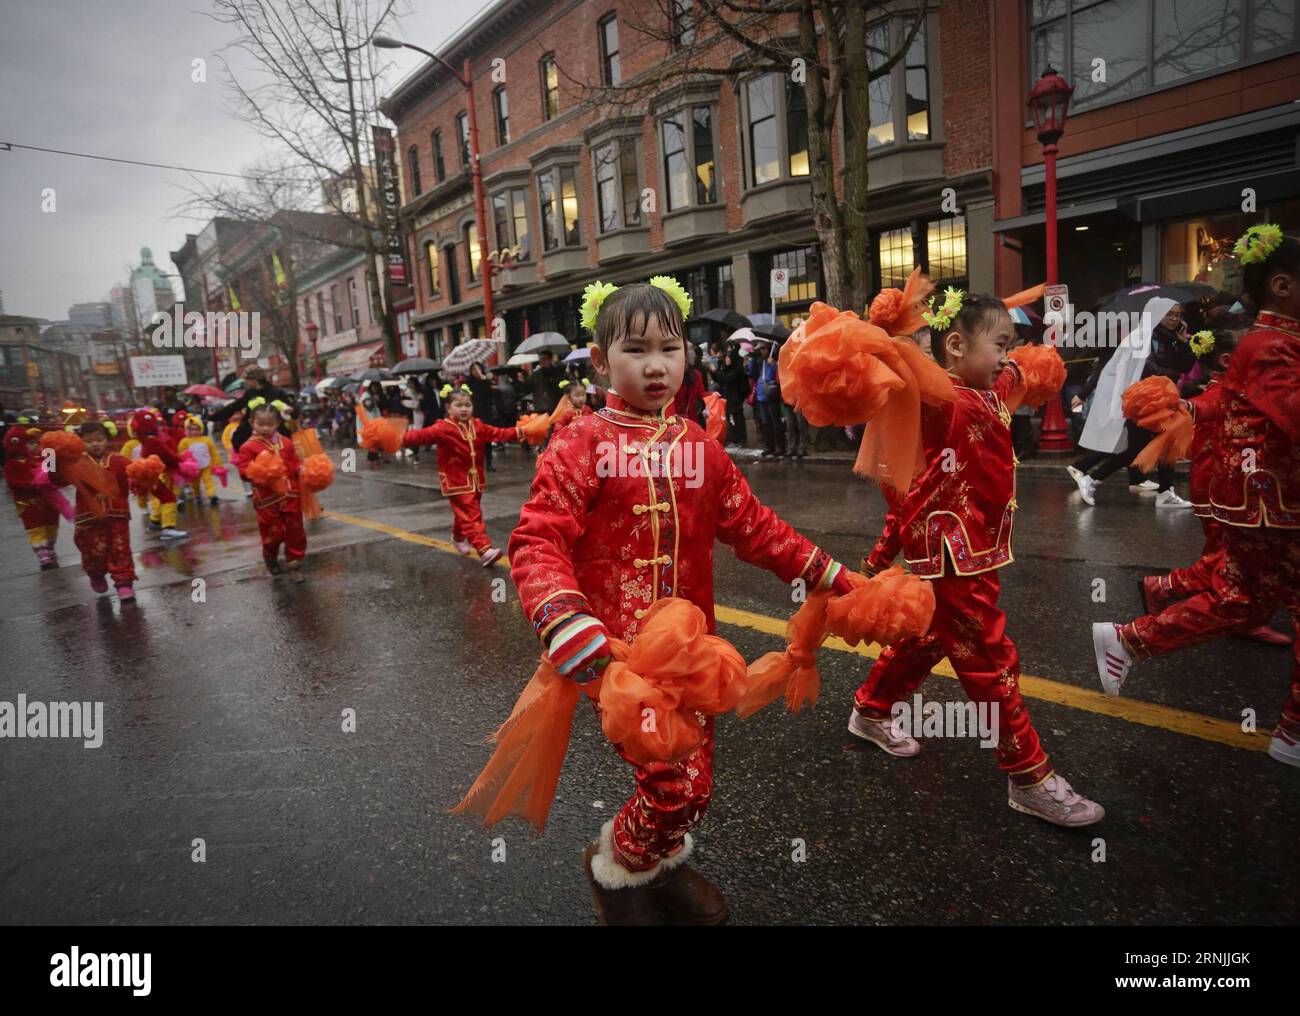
[1,441,1296,925]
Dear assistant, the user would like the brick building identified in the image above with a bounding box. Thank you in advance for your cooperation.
[381,0,1001,358]
[991,0,1300,313]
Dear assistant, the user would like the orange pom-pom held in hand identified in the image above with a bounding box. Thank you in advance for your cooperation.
[300,453,334,494]
[359,417,406,455]
[245,450,288,495]
[866,266,935,338]
[1006,344,1067,411]
[516,413,551,445]
[1122,375,1194,471]
[126,455,165,493]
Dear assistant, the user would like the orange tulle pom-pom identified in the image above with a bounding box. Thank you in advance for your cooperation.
[1006,344,1067,410]
[126,455,165,493]
[40,430,117,515]
[293,427,326,460]
[517,413,550,445]
[359,417,406,455]
[867,266,935,338]
[40,430,85,460]
[246,450,288,495]
[451,598,747,831]
[1122,376,1194,471]
[300,453,334,493]
[735,567,936,719]
[701,391,727,443]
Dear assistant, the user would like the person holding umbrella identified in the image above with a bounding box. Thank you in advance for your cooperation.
[466,362,500,471]
[209,366,292,452]
[719,347,749,446]
[530,350,566,415]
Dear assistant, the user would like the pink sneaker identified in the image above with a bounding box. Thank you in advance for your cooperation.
[89,575,109,594]
[480,547,504,568]
[453,538,473,556]
[1268,727,1300,768]
[116,584,135,602]
[847,708,921,757]
[1008,774,1105,827]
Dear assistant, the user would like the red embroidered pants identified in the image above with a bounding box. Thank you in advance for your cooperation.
[852,567,1052,787]
[255,497,306,562]
[74,520,136,585]
[1121,526,1300,737]
[449,492,492,553]
[1162,517,1226,598]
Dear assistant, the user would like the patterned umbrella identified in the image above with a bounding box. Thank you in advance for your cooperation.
[440,338,497,375]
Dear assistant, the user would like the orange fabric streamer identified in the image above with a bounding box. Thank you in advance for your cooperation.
[517,412,551,445]
[40,431,117,515]
[867,265,935,338]
[293,428,326,460]
[246,450,288,496]
[1005,344,1067,411]
[701,391,727,443]
[1122,376,1194,471]
[779,301,955,492]
[1001,283,1046,310]
[735,567,936,719]
[125,455,165,494]
[299,454,334,519]
[452,598,747,831]
[358,417,406,455]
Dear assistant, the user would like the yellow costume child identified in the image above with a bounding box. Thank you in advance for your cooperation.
[179,418,224,505]
[118,420,150,511]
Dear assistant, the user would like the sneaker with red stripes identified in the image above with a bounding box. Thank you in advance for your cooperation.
[1268,727,1300,768]
[1092,622,1133,697]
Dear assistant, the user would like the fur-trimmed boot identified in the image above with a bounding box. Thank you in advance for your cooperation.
[583,820,727,926]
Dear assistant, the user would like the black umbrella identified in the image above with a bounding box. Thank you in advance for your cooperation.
[351,367,392,382]
[1096,282,1220,318]
[752,323,791,342]
[392,357,440,374]
[689,308,751,332]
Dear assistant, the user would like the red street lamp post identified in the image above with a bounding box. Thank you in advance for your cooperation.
[1028,66,1076,453]
[305,321,321,382]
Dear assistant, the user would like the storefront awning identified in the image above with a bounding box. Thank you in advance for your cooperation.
[325,342,383,374]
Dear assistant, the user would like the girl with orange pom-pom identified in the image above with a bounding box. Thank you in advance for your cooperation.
[234,399,306,581]
[508,276,856,924]
[851,290,1106,828]
[66,421,137,601]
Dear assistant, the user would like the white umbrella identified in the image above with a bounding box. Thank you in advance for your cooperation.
[315,377,338,396]
[726,327,759,344]
[515,332,571,356]
[507,351,540,366]
[440,338,497,375]
[564,346,592,362]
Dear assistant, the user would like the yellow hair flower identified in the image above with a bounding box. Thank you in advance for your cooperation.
[580,281,619,334]
[648,275,692,321]
[558,379,571,389]
[1189,330,1216,357]
[247,397,267,410]
[922,287,964,331]
[103,420,118,437]
[1234,223,1283,266]
[270,399,289,414]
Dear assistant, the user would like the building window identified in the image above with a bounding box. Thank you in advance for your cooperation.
[540,54,559,120]
[347,276,360,328]
[786,78,809,175]
[594,139,641,233]
[769,246,820,304]
[1160,204,1300,289]
[457,112,470,167]
[538,165,581,249]
[317,293,328,335]
[904,19,930,140]
[492,187,532,260]
[407,146,422,196]
[866,16,931,149]
[662,105,719,211]
[672,0,695,47]
[1030,0,1298,112]
[330,284,342,332]
[877,226,916,288]
[925,215,967,283]
[493,87,510,146]
[599,14,620,86]
[445,244,460,304]
[464,222,481,282]
[424,242,441,297]
[746,76,779,185]
[432,130,445,183]
[717,263,734,308]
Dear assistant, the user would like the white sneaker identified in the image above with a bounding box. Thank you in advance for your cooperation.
[1065,465,1083,484]
[847,708,922,757]
[1075,473,1098,506]
[1129,479,1160,492]
[453,537,473,556]
[1268,727,1300,768]
[160,528,188,540]
[1008,774,1105,827]
[1092,622,1133,697]
[480,547,504,567]
[1155,489,1192,508]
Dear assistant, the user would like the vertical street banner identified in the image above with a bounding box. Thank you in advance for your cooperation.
[372,125,409,288]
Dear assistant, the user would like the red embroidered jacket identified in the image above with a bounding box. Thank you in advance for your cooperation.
[865,362,1021,578]
[234,434,301,510]
[59,453,131,525]
[1186,378,1225,517]
[509,392,843,644]
[1207,311,1300,529]
[4,453,60,530]
[402,418,520,496]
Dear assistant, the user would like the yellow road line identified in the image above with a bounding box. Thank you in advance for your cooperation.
[324,510,1272,754]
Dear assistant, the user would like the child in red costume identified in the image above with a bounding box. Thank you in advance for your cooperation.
[400,383,523,567]
[3,424,62,569]
[234,400,307,581]
[130,409,188,540]
[852,292,1105,827]
[509,277,855,925]
[1138,329,1290,647]
[65,421,136,601]
[1094,228,1300,767]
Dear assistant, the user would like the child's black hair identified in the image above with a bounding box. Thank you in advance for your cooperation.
[1243,234,1300,309]
[929,293,1012,368]
[250,402,281,423]
[592,283,685,355]
[1199,327,1241,370]
[79,420,108,438]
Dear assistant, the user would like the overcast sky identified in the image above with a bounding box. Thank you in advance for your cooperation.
[0,0,491,322]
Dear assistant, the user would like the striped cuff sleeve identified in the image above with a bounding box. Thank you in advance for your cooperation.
[547,613,612,682]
